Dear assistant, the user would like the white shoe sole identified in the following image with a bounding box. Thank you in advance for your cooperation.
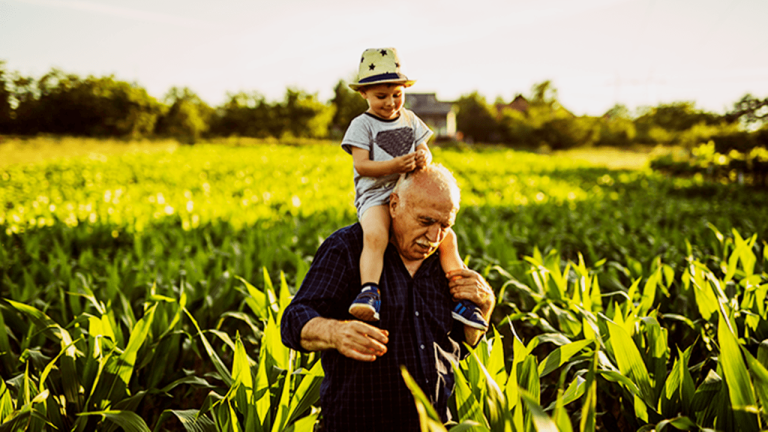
[349,304,380,321]
[452,311,488,330]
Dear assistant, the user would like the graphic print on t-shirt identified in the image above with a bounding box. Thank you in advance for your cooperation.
[375,127,414,159]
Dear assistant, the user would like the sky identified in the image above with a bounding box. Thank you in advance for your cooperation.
[1,0,767,116]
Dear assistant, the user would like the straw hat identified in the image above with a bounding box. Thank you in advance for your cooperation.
[348,48,416,91]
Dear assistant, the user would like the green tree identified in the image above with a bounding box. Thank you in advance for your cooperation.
[210,91,277,138]
[0,61,12,132]
[597,104,636,147]
[726,93,768,130]
[279,88,334,139]
[455,92,500,143]
[156,87,212,143]
[329,79,368,139]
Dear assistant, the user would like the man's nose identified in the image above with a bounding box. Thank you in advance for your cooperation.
[425,225,441,242]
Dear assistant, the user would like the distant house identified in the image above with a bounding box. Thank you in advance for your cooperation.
[405,93,457,140]
[495,94,529,115]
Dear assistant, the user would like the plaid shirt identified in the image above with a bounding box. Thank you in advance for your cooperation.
[281,223,469,432]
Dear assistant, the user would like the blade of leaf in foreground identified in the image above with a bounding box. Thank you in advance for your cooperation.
[116,304,157,387]
[580,351,598,432]
[538,339,592,378]
[400,367,448,432]
[717,310,758,431]
[605,319,655,406]
[153,409,217,432]
[285,360,324,427]
[520,389,559,432]
[182,307,233,387]
[79,410,151,432]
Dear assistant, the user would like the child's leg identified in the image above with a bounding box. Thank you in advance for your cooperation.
[359,204,390,286]
[441,229,489,330]
[349,204,390,321]
[438,228,464,276]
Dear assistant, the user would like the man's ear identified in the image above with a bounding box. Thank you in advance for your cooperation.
[389,192,399,215]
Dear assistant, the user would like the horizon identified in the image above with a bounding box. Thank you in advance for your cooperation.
[2,0,767,116]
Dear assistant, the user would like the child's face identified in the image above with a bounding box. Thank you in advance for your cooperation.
[359,84,405,120]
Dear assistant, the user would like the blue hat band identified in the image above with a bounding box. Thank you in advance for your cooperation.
[358,72,406,84]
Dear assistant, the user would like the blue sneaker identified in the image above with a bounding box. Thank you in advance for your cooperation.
[452,300,488,330]
[349,284,381,321]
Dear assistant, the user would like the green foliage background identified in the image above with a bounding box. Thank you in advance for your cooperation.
[1,140,768,430]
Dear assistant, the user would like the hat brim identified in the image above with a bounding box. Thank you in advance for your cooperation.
[349,78,416,91]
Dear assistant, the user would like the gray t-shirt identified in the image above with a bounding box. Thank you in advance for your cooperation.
[341,110,433,219]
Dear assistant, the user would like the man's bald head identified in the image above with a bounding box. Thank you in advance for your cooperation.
[393,164,461,210]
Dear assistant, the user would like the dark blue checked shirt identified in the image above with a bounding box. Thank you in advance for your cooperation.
[281,223,469,432]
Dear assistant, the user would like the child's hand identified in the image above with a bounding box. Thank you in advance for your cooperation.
[415,149,431,169]
[393,153,417,173]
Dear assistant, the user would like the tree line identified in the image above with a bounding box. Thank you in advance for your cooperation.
[1,61,766,152]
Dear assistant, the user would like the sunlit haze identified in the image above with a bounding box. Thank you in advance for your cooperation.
[1,0,767,116]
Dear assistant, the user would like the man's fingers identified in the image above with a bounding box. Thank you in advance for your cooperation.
[333,321,389,361]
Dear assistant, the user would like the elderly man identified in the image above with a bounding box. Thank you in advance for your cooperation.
[281,164,495,432]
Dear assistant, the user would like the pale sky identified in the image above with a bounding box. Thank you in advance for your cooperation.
[1,0,767,116]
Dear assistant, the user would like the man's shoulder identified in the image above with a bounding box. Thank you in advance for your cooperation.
[321,223,364,251]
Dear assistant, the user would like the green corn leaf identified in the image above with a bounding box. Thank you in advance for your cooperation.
[487,327,507,386]
[656,416,697,432]
[115,304,157,389]
[605,318,655,406]
[263,267,280,318]
[660,346,695,417]
[758,339,768,369]
[519,389,558,432]
[0,307,14,376]
[740,345,768,427]
[544,376,586,411]
[538,339,592,378]
[231,334,254,415]
[451,362,487,428]
[182,307,232,387]
[638,268,661,316]
[278,271,292,324]
[285,360,324,427]
[270,350,295,432]
[717,310,758,431]
[238,276,268,321]
[400,367,449,432]
[153,409,217,432]
[283,409,320,432]
[580,351,598,432]
[79,410,151,432]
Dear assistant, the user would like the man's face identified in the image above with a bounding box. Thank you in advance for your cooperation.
[390,181,458,263]
[359,84,405,120]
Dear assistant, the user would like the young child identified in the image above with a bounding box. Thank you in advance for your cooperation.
[340,47,488,330]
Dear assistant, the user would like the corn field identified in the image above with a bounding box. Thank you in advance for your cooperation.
[1,139,767,431]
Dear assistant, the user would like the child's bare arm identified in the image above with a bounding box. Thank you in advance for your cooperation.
[351,147,417,177]
[415,143,432,169]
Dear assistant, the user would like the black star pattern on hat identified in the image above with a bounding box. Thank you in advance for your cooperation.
[395,62,400,68]
[380,49,388,56]
[369,63,376,71]
[361,57,364,63]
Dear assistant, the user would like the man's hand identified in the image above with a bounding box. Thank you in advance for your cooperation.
[300,317,389,362]
[446,268,495,345]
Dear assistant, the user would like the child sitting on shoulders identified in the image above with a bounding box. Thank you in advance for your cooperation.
[341,47,488,331]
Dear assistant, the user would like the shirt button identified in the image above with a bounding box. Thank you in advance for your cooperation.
[415,311,420,316]
[420,344,425,350]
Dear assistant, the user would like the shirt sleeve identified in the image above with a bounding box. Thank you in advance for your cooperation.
[281,231,356,353]
[341,115,373,155]
[410,111,434,147]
